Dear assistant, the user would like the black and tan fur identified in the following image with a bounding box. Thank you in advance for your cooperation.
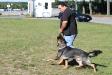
[56,33,102,72]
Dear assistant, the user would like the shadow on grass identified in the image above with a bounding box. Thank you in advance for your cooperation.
[68,60,107,71]
[69,60,107,67]
[51,59,107,69]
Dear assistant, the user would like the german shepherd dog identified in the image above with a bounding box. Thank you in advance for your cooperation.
[56,33,102,72]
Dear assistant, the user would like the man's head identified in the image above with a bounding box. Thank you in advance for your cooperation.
[58,2,67,12]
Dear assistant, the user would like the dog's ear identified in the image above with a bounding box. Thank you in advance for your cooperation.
[57,33,67,44]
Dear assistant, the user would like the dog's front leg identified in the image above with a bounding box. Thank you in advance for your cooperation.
[63,59,68,69]
[58,58,64,65]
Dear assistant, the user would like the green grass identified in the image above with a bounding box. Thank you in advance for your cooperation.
[0,18,112,75]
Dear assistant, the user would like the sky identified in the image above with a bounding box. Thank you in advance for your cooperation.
[0,0,100,2]
[59,0,91,1]
[0,0,90,2]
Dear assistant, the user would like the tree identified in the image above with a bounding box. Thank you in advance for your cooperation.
[82,0,85,14]
[107,0,110,15]
[74,0,78,11]
[89,0,92,15]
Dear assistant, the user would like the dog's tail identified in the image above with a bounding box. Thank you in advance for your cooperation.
[88,50,102,57]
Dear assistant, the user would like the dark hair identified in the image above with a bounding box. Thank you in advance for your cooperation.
[58,2,67,7]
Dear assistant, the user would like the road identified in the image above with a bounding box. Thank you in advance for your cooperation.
[90,16,112,25]
[0,11,112,25]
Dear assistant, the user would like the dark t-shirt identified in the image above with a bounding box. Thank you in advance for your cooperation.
[60,8,78,36]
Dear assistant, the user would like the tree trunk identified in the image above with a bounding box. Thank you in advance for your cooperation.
[107,0,110,15]
[89,0,92,15]
[82,0,85,14]
[75,0,78,11]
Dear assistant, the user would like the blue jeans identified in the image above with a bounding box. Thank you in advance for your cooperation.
[64,34,77,48]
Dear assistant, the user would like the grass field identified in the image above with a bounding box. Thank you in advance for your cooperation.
[0,18,112,75]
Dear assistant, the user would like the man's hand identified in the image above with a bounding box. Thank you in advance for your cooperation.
[59,29,63,33]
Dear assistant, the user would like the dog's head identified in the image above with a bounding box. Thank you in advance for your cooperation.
[57,33,67,49]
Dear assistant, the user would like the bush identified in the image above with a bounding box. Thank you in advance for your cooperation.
[0,13,2,15]
[25,14,32,18]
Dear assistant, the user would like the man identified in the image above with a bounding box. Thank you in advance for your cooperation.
[58,2,78,48]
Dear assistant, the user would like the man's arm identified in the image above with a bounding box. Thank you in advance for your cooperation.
[60,21,68,32]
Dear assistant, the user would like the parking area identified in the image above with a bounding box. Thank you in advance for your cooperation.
[0,11,112,25]
[0,10,28,16]
[90,16,112,25]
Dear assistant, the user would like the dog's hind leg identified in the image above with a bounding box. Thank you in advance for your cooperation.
[84,59,96,72]
[88,63,96,72]
[75,57,83,68]
[75,60,83,68]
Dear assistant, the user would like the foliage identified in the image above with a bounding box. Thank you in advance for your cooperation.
[0,2,27,9]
